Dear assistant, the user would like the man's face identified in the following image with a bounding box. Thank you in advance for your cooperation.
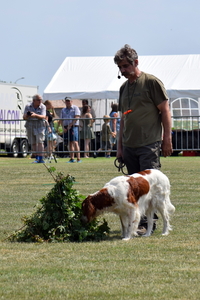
[33,96,42,108]
[65,100,72,108]
[82,101,87,106]
[117,58,137,79]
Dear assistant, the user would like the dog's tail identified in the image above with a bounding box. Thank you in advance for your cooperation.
[167,200,175,215]
[168,203,175,215]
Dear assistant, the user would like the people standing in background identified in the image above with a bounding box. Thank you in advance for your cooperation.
[60,97,81,163]
[109,103,120,150]
[98,115,115,158]
[23,94,46,163]
[80,105,95,158]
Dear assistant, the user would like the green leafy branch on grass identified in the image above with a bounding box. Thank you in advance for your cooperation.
[8,166,110,243]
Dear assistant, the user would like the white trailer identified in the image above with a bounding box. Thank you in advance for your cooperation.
[0,82,38,157]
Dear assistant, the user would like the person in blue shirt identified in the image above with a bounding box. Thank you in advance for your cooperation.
[60,97,81,163]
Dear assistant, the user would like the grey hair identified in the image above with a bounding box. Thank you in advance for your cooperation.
[33,94,42,101]
[114,44,138,65]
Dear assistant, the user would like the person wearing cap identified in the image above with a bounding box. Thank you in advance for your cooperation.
[60,97,81,163]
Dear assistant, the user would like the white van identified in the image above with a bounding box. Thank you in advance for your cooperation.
[0,82,38,157]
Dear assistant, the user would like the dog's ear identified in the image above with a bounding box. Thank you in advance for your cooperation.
[82,196,96,222]
[127,177,150,202]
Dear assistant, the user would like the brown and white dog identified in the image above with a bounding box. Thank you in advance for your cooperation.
[81,169,175,240]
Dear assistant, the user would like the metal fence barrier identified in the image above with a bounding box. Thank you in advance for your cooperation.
[0,116,200,157]
[172,115,200,155]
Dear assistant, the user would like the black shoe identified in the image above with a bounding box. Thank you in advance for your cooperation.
[139,213,158,233]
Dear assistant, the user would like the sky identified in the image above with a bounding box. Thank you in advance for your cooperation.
[1,0,200,95]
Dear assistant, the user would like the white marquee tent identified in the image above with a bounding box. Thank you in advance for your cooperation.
[43,54,200,120]
[43,54,200,100]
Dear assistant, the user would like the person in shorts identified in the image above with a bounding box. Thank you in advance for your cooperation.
[60,97,81,163]
[23,94,46,163]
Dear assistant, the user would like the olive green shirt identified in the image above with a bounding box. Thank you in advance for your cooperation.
[118,72,168,148]
[101,122,112,142]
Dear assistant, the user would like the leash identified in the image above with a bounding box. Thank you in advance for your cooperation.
[114,157,128,175]
[46,153,58,163]
[53,154,57,163]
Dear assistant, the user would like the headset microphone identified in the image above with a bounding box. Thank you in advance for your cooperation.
[118,71,121,79]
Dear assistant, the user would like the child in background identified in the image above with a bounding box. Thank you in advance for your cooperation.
[43,100,58,160]
[98,115,115,158]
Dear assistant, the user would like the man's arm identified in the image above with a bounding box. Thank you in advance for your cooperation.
[23,105,46,120]
[69,115,79,128]
[59,111,67,132]
[157,100,173,157]
[23,106,29,120]
[27,113,46,120]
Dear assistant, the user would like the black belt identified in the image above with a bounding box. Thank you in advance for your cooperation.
[73,125,79,127]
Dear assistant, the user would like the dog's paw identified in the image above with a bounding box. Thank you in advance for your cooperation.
[133,232,139,237]
[122,237,131,241]
[162,232,169,236]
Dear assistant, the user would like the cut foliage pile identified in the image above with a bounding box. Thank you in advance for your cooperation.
[9,168,109,242]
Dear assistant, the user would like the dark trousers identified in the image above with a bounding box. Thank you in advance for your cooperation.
[123,141,161,175]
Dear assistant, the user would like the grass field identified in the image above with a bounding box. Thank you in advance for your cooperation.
[0,156,199,300]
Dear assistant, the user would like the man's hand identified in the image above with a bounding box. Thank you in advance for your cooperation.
[162,137,173,157]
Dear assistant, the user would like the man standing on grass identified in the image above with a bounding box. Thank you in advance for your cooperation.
[114,44,173,233]
[60,97,81,163]
[114,44,173,173]
[23,94,46,163]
